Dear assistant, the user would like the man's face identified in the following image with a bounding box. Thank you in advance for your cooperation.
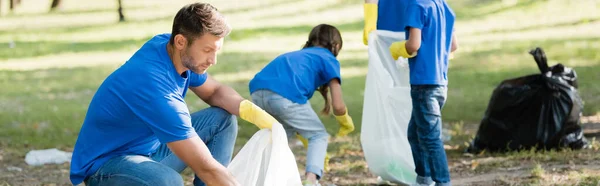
[180,33,223,74]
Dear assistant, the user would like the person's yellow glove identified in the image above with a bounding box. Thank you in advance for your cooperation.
[296,134,331,171]
[389,41,417,60]
[239,100,277,129]
[363,3,378,45]
[334,107,355,137]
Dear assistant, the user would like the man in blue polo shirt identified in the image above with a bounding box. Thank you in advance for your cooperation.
[70,3,280,186]
[389,0,459,185]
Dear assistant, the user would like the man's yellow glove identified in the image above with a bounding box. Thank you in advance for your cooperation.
[334,107,355,137]
[239,100,277,129]
[296,134,331,171]
[363,3,378,45]
[389,41,417,60]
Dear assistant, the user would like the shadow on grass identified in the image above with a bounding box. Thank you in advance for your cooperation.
[220,0,299,15]
[450,37,600,72]
[253,0,356,20]
[227,19,363,41]
[1,19,362,60]
[470,17,600,36]
[0,37,151,59]
[451,0,540,20]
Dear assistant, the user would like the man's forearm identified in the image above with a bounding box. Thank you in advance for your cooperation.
[208,85,243,115]
[167,136,229,183]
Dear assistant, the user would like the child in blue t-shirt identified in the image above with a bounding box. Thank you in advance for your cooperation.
[389,0,459,185]
[249,24,355,186]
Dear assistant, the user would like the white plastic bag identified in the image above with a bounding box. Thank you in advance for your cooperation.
[24,148,72,166]
[228,123,302,186]
[360,30,417,185]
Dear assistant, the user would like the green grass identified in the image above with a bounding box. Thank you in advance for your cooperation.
[0,0,599,157]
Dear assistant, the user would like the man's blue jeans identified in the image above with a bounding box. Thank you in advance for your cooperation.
[84,107,238,186]
[407,85,451,186]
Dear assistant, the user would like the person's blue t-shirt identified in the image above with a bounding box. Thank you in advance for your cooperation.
[69,33,208,185]
[376,0,410,32]
[249,47,341,104]
[404,0,455,85]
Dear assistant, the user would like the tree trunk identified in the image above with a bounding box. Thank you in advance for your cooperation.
[50,0,61,11]
[117,0,125,22]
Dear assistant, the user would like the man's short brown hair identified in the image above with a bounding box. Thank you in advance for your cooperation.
[169,3,231,46]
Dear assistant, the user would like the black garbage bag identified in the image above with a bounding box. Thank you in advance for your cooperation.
[467,47,588,153]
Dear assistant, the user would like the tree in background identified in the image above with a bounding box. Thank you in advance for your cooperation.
[50,0,125,22]
[2,0,124,22]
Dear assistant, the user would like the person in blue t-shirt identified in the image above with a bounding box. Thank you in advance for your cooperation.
[248,24,355,186]
[70,3,281,186]
[388,0,459,185]
[362,0,410,45]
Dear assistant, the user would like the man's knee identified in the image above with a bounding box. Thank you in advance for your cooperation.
[145,164,184,186]
[192,107,238,129]
[94,161,184,186]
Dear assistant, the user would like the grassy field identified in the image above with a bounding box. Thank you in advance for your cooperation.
[1,0,600,185]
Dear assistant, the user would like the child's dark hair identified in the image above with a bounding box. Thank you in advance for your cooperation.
[302,24,343,115]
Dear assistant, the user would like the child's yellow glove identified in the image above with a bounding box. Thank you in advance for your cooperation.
[363,3,378,45]
[389,41,417,60]
[296,134,331,171]
[239,100,277,129]
[334,107,355,137]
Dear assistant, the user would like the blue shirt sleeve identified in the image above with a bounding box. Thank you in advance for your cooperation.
[189,72,208,87]
[320,56,342,85]
[404,3,426,30]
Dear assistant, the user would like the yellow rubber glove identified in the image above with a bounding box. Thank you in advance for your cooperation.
[363,3,378,45]
[239,100,277,129]
[334,107,355,137]
[296,134,331,171]
[389,41,417,60]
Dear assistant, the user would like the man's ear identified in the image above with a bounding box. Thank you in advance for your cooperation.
[174,34,187,50]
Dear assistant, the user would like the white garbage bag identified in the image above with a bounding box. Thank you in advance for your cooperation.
[228,123,302,186]
[360,30,417,185]
[25,148,72,166]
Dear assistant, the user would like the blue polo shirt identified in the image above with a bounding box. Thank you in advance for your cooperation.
[249,47,341,104]
[376,0,410,32]
[69,33,208,185]
[404,0,455,85]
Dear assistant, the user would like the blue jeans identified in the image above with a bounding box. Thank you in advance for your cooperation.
[251,90,329,179]
[84,107,238,186]
[407,85,451,186]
